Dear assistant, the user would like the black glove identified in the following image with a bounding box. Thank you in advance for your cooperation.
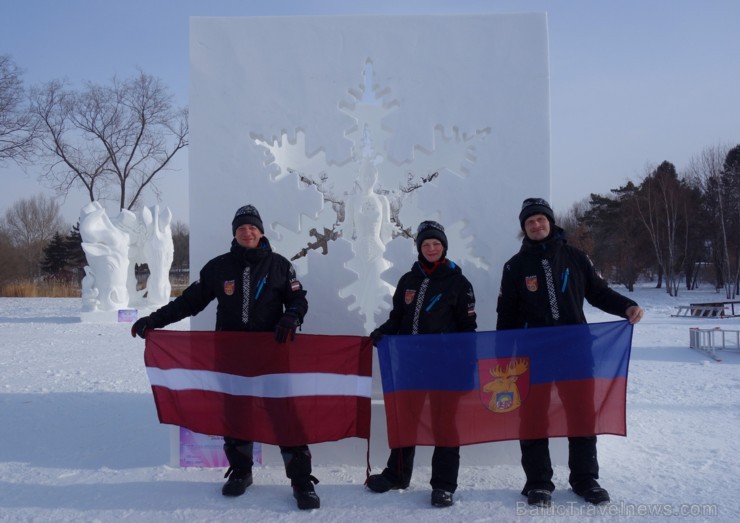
[369,328,384,346]
[275,313,299,344]
[131,316,155,339]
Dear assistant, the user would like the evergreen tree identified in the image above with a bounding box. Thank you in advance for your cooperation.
[584,183,649,291]
[64,224,86,271]
[40,232,68,276]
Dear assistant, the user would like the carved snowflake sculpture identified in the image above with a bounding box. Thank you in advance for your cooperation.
[252,59,490,332]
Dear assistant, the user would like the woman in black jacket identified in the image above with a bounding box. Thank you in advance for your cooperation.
[367,220,477,508]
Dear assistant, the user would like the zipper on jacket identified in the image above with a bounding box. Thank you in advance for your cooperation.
[254,275,268,300]
[561,268,569,293]
[425,293,442,312]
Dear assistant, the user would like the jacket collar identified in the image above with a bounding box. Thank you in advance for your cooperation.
[230,237,272,264]
[520,225,566,255]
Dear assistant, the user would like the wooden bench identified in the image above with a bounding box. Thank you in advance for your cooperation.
[672,305,725,317]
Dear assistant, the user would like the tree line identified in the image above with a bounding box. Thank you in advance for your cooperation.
[558,144,739,299]
[0,193,190,288]
[2,54,738,298]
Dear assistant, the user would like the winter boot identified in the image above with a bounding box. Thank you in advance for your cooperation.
[573,479,610,505]
[281,446,320,509]
[222,440,254,497]
[431,488,454,507]
[292,475,320,510]
[526,489,552,507]
[222,467,253,497]
[367,447,415,493]
[366,473,409,493]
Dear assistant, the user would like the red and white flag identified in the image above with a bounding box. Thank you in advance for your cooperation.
[144,331,372,446]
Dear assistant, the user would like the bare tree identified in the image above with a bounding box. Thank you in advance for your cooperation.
[720,145,740,297]
[686,144,731,291]
[0,228,23,285]
[30,79,106,202]
[678,179,705,291]
[0,194,66,278]
[633,161,693,296]
[556,197,593,254]
[30,70,188,211]
[171,220,189,274]
[0,55,37,165]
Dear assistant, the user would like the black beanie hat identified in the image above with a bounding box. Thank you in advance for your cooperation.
[518,197,554,230]
[232,205,264,236]
[415,220,448,252]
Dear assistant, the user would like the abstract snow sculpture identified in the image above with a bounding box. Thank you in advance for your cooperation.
[78,202,175,314]
[113,209,147,306]
[140,205,174,307]
[79,202,130,311]
[80,266,98,312]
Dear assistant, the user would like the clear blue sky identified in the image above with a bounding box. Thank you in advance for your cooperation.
[2,0,739,225]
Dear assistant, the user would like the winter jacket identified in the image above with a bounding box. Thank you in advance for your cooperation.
[148,238,307,331]
[377,257,477,336]
[496,227,636,330]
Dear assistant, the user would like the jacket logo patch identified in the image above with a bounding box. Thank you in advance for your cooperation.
[291,280,301,292]
[224,280,235,296]
[405,289,416,305]
[525,275,538,292]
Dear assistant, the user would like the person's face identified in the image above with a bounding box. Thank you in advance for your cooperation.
[421,238,444,263]
[235,224,263,249]
[524,213,551,241]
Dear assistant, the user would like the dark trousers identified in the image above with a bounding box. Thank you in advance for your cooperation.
[519,373,599,494]
[381,445,460,492]
[224,437,313,486]
[520,436,599,494]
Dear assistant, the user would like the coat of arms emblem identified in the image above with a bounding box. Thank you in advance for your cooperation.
[479,357,530,413]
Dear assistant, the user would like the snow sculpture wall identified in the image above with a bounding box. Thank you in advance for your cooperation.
[79,201,174,316]
[189,14,550,333]
[188,13,552,467]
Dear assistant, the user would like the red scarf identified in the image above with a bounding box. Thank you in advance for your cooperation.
[421,258,447,276]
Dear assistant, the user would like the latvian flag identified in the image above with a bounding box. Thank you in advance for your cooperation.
[144,331,373,446]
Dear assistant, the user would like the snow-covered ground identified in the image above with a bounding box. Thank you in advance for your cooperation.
[1,285,739,522]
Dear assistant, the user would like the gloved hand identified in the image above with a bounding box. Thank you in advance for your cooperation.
[275,313,299,343]
[369,328,384,346]
[131,316,155,339]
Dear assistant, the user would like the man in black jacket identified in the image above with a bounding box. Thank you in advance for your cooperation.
[496,198,643,508]
[131,205,319,510]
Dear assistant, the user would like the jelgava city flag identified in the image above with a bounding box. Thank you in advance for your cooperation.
[144,331,373,446]
[377,321,633,448]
